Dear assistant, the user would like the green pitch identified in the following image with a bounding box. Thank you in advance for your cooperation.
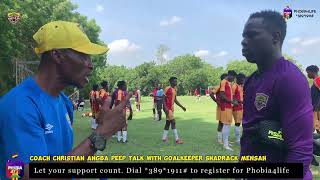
[72,96,320,179]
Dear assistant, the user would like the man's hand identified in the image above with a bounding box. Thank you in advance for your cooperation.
[231,100,239,106]
[95,97,112,125]
[95,112,101,125]
[95,93,132,139]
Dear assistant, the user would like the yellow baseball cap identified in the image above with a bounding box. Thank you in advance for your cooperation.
[33,21,108,55]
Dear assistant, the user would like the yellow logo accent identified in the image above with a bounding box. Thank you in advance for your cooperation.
[268,130,284,141]
[7,12,21,24]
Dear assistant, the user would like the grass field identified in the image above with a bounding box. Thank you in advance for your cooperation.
[72,96,320,179]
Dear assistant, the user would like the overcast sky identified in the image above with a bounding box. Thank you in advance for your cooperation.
[71,0,320,69]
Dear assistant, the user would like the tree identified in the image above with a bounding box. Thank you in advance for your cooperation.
[225,55,304,78]
[184,70,209,94]
[0,0,106,96]
[283,54,303,72]
[155,44,169,65]
[206,66,224,87]
[226,60,257,76]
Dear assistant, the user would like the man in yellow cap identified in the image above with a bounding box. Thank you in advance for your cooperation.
[0,21,130,179]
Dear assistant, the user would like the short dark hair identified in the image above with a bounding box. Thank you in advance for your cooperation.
[92,84,99,91]
[220,73,227,80]
[100,81,108,88]
[228,70,237,77]
[41,51,52,61]
[40,49,71,60]
[169,77,177,83]
[249,10,287,46]
[237,73,246,80]
[117,80,126,88]
[306,65,319,73]
[39,51,52,69]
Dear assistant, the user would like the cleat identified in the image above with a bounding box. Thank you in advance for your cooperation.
[122,140,128,143]
[162,138,168,143]
[176,139,183,144]
[224,146,233,151]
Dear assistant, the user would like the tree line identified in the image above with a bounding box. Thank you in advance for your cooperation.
[83,54,302,99]
[0,0,106,96]
[0,0,307,98]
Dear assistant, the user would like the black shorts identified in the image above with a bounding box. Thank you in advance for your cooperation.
[156,99,163,109]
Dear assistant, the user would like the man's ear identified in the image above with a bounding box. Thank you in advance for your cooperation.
[50,50,64,64]
[272,31,281,44]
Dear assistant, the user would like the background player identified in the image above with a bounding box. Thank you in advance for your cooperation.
[98,80,110,105]
[97,81,110,126]
[194,88,201,102]
[162,77,186,144]
[232,73,246,145]
[306,65,320,134]
[210,73,227,144]
[150,85,158,120]
[89,84,100,130]
[134,87,141,112]
[219,70,238,151]
[111,81,133,143]
[155,84,164,121]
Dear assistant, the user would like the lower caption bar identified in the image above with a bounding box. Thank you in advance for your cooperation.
[29,163,303,178]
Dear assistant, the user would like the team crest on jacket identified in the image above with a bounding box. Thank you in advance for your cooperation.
[7,12,21,24]
[255,93,269,111]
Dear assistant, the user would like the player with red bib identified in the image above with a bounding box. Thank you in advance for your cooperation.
[232,73,246,145]
[99,81,110,104]
[111,81,133,143]
[89,84,100,130]
[219,70,238,151]
[162,77,186,144]
[134,87,141,112]
[210,73,227,144]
